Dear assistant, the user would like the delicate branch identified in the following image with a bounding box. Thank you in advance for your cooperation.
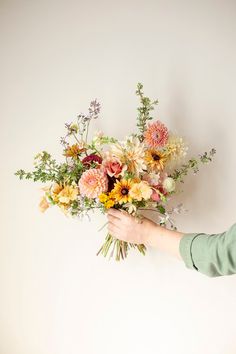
[170,148,216,182]
[136,82,158,141]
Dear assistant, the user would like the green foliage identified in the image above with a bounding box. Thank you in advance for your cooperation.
[157,205,166,214]
[123,171,135,180]
[171,148,216,183]
[14,150,85,184]
[136,83,158,140]
[15,151,60,183]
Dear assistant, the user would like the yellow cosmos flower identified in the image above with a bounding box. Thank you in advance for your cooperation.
[111,179,134,204]
[145,149,168,171]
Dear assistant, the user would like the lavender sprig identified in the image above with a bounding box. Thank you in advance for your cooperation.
[60,100,101,147]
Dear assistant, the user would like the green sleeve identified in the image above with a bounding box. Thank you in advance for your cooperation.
[179,223,236,277]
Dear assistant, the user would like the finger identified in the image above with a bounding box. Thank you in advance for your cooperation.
[107,208,123,219]
[107,223,120,237]
[107,214,121,225]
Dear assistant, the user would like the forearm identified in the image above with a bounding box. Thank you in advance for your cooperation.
[144,224,185,260]
[107,209,236,277]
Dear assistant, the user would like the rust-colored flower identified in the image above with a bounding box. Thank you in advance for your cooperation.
[64,144,85,158]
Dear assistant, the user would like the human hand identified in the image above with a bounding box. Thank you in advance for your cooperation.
[106,208,157,246]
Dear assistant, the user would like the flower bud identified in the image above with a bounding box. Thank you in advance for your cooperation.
[163,177,176,193]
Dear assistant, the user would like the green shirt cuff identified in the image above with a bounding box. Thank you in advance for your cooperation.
[179,233,202,271]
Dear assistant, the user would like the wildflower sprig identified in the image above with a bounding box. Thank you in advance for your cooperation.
[136,82,158,141]
[171,148,216,182]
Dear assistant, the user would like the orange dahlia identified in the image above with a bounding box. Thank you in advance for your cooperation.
[144,121,169,148]
[79,168,108,198]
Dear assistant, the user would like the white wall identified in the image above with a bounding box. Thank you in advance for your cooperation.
[1,0,236,353]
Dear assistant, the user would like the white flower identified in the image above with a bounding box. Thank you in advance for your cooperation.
[163,177,176,193]
[124,203,137,215]
[92,130,104,146]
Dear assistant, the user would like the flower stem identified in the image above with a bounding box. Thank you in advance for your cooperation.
[96,233,147,261]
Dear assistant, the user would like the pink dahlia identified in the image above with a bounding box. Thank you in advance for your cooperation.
[144,121,169,148]
[79,168,108,198]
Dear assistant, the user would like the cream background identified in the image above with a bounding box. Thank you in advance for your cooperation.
[1,0,236,353]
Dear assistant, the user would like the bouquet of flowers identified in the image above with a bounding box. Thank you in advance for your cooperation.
[15,83,216,260]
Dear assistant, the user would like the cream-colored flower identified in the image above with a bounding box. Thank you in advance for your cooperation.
[163,177,176,193]
[166,135,188,161]
[130,181,152,201]
[92,130,104,146]
[124,203,137,215]
[111,136,146,175]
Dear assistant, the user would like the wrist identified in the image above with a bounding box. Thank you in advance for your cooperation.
[142,221,159,248]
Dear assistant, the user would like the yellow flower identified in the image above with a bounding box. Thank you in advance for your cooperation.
[111,179,134,204]
[104,200,115,209]
[130,181,152,201]
[50,183,64,203]
[99,193,108,203]
[145,149,168,171]
[39,195,49,212]
[58,184,79,204]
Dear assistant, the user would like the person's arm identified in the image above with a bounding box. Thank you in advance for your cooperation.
[107,209,236,277]
[179,223,236,277]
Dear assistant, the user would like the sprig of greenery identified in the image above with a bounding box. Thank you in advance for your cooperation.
[170,148,216,182]
[15,151,60,183]
[136,82,158,141]
[15,151,85,184]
